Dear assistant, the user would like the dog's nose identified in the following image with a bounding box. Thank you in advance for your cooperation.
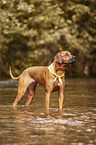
[73,56,76,61]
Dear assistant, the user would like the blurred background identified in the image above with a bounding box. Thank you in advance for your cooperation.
[0,2,96,144]
[0,0,96,78]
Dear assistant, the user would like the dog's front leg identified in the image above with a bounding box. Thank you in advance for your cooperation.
[45,92,51,114]
[59,85,64,111]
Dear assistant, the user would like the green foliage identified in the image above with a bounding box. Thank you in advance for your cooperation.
[0,0,96,77]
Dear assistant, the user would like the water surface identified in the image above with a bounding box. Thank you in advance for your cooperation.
[0,78,96,145]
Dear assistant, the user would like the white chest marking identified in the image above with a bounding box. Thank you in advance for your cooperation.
[58,82,61,86]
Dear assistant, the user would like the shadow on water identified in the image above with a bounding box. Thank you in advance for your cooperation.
[0,78,96,145]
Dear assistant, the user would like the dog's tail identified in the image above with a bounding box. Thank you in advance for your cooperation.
[9,66,20,80]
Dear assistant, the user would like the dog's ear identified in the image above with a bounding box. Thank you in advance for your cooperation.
[54,52,62,64]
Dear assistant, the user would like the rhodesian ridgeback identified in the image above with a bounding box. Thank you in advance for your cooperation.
[9,51,76,113]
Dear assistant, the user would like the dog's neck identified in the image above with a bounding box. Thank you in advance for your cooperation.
[53,62,66,76]
[56,70,65,76]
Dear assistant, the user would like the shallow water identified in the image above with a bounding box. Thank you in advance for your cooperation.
[0,78,96,145]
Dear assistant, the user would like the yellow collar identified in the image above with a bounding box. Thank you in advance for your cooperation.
[48,63,65,84]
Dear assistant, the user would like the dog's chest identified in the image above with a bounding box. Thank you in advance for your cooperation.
[53,80,61,91]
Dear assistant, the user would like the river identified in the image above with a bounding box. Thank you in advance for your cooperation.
[0,78,96,145]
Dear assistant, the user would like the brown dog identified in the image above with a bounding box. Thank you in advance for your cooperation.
[9,51,76,113]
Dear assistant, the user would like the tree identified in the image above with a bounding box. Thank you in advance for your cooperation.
[0,0,96,77]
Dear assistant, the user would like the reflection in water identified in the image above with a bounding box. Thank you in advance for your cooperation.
[0,79,96,145]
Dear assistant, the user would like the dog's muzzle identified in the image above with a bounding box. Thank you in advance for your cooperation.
[67,56,76,64]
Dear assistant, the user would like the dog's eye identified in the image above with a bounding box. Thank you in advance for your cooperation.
[64,53,69,57]
[57,61,61,65]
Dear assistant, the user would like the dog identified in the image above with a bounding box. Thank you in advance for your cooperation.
[9,51,76,113]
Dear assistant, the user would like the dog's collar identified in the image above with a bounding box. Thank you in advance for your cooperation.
[48,63,65,84]
[54,59,67,70]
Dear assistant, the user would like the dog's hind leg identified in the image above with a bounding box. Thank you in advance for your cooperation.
[12,76,34,108]
[25,82,37,107]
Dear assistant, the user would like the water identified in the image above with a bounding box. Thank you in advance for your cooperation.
[0,78,96,145]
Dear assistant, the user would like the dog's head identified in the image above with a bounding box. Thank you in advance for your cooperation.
[54,51,76,69]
